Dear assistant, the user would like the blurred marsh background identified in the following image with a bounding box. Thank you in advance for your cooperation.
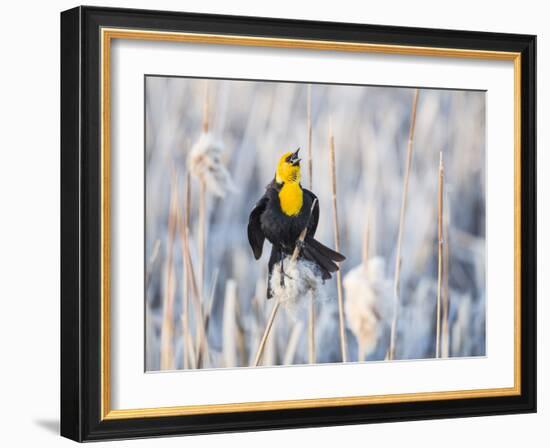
[145,76,486,371]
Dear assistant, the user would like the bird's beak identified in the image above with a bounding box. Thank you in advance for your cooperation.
[290,148,301,166]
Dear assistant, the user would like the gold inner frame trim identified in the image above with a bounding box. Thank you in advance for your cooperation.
[100,27,522,420]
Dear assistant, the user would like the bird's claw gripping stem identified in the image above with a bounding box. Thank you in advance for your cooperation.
[279,258,293,288]
[295,239,306,251]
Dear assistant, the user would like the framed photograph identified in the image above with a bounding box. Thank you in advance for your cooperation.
[61,6,536,441]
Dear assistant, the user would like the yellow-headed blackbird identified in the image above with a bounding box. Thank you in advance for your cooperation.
[248,148,345,298]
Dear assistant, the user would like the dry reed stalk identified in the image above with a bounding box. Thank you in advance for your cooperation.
[306,84,316,365]
[203,269,220,335]
[146,239,162,368]
[436,152,444,358]
[262,307,278,367]
[145,239,161,289]
[283,321,304,365]
[186,225,210,367]
[182,273,190,371]
[198,179,206,301]
[329,127,348,362]
[202,81,210,134]
[362,208,371,270]
[145,301,156,370]
[181,314,196,369]
[160,172,178,370]
[307,287,316,363]
[441,186,451,358]
[307,85,313,190]
[248,280,266,365]
[292,199,318,263]
[223,279,239,367]
[388,89,419,361]
[198,82,210,300]
[233,295,248,365]
[177,210,209,368]
[253,199,318,367]
[253,300,280,367]
[180,174,193,369]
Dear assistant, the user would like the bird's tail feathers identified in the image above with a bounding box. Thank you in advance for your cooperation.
[302,237,345,280]
[305,236,345,262]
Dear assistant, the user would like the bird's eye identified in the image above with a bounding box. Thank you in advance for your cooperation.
[285,155,291,163]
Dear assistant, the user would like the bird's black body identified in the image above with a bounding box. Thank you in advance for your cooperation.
[248,178,345,298]
[259,180,318,252]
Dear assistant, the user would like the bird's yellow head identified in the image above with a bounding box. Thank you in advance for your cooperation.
[275,148,301,184]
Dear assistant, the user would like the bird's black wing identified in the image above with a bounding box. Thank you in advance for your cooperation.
[247,195,269,260]
[303,189,320,237]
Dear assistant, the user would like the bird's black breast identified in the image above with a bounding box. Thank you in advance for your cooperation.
[260,184,314,254]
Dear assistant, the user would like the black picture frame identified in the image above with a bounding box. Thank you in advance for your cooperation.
[61,5,536,442]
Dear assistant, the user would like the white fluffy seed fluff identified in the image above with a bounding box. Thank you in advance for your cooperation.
[269,258,322,318]
[343,256,390,360]
[188,132,235,197]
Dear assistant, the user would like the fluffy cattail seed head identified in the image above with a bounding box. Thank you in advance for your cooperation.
[269,258,323,319]
[344,256,390,360]
[188,133,235,197]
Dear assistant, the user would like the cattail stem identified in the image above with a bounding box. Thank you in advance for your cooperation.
[204,269,219,336]
[253,300,280,367]
[223,279,239,367]
[187,225,209,368]
[329,128,348,363]
[291,199,318,261]
[145,239,161,289]
[284,322,304,365]
[202,81,209,133]
[181,173,194,370]
[181,174,192,369]
[307,85,313,191]
[362,208,371,271]
[198,81,210,300]
[178,208,209,368]
[306,85,316,364]
[441,183,451,358]
[389,89,419,361]
[180,311,196,370]
[253,199,318,367]
[308,294,315,364]
[436,152,444,358]
[160,171,178,370]
[198,178,206,301]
